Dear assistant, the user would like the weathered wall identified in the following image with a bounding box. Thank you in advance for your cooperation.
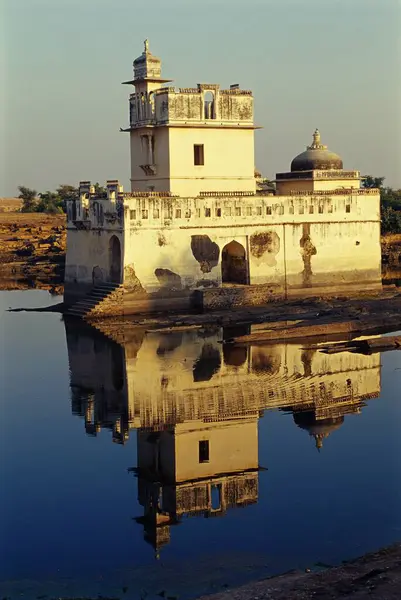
[276,172,361,195]
[65,229,123,285]
[122,191,381,295]
[130,127,256,196]
[167,127,256,196]
[130,127,170,192]
[65,188,381,307]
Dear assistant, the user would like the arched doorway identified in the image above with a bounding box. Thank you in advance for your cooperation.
[221,241,248,284]
[109,235,122,283]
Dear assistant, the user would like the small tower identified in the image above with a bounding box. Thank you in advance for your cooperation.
[121,41,258,196]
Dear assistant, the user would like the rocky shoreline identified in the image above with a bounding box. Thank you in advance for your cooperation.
[0,212,65,294]
[197,544,401,599]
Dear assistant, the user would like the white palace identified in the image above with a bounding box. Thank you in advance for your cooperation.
[64,41,381,316]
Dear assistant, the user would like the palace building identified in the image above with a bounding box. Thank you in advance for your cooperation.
[64,41,382,316]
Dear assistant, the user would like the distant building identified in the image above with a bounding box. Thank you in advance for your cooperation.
[64,41,382,315]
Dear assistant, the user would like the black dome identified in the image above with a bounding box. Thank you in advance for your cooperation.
[291,129,343,172]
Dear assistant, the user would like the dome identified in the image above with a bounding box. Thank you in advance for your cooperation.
[293,411,344,450]
[291,129,343,172]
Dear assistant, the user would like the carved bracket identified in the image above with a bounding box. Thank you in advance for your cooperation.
[73,220,92,230]
[140,164,157,176]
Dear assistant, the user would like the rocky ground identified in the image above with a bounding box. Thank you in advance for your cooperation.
[196,544,401,600]
[0,211,66,294]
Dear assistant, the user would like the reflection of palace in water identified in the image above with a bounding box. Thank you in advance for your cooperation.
[65,320,381,554]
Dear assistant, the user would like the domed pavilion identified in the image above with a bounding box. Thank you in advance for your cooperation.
[276,129,361,195]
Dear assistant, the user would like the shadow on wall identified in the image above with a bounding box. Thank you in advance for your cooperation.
[193,344,221,382]
[191,235,220,273]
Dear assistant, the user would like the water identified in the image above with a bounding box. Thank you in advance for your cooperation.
[1,290,401,599]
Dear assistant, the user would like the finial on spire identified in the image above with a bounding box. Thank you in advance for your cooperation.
[144,39,149,53]
[308,128,327,150]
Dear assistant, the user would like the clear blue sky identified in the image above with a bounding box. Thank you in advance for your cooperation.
[1,0,400,196]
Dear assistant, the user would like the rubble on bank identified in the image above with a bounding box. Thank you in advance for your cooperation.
[196,544,401,600]
[0,212,66,293]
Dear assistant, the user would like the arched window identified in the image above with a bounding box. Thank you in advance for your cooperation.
[204,91,215,119]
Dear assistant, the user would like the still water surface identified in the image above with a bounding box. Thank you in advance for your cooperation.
[1,290,401,599]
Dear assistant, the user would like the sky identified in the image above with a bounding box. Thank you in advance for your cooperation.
[1,0,400,196]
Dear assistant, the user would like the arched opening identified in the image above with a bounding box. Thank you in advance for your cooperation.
[109,235,122,283]
[221,241,248,284]
[204,91,215,119]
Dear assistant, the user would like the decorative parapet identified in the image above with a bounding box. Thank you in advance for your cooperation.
[276,170,360,181]
[179,87,201,94]
[199,191,257,197]
[220,89,252,95]
[123,191,177,198]
[285,188,379,196]
[314,170,360,179]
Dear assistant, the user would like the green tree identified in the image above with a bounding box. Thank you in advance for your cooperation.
[36,191,64,214]
[381,206,401,234]
[362,176,385,189]
[56,184,78,212]
[381,187,401,211]
[94,182,107,196]
[18,185,37,212]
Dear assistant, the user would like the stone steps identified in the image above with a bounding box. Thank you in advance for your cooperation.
[65,283,123,319]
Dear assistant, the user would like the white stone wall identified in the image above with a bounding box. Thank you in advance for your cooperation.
[122,190,381,292]
[65,194,124,287]
[65,188,381,297]
[129,124,256,196]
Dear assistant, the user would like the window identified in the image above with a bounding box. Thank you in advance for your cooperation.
[153,209,160,219]
[257,206,262,216]
[319,205,324,214]
[328,204,333,213]
[309,205,314,214]
[299,205,305,214]
[246,206,252,216]
[176,209,181,218]
[205,207,211,217]
[225,206,232,217]
[289,205,294,215]
[185,209,191,218]
[199,440,209,463]
[216,208,222,217]
[211,484,222,510]
[266,206,272,215]
[194,144,204,165]
[130,209,136,220]
[196,208,201,217]
[142,209,148,219]
[235,207,241,216]
[346,204,351,213]
[278,205,284,215]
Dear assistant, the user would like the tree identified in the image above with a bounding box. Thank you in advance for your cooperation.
[362,176,385,189]
[18,185,37,212]
[381,206,401,234]
[56,184,78,212]
[36,191,64,214]
[94,182,107,196]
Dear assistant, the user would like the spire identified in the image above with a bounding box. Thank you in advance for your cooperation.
[308,128,327,150]
[131,40,165,83]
